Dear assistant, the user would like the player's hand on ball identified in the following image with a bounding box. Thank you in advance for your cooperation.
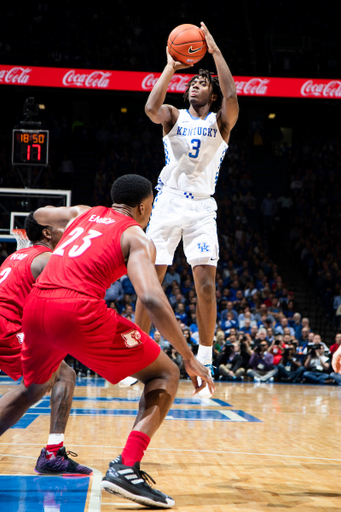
[166,47,193,71]
[200,22,219,54]
[332,345,341,373]
[183,357,215,396]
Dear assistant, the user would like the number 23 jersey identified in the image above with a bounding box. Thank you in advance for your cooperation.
[35,206,139,299]
[158,109,228,196]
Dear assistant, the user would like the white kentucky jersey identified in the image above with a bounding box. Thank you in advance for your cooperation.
[157,109,228,197]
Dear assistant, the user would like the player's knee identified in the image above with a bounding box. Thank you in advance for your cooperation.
[59,361,76,386]
[164,359,180,393]
[197,279,215,302]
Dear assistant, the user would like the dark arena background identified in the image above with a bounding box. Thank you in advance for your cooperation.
[1,3,341,511]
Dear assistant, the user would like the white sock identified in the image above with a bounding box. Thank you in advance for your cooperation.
[47,433,64,446]
[197,345,213,363]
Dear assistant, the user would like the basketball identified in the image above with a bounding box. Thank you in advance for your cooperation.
[167,24,207,65]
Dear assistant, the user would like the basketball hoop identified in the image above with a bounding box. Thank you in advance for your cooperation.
[11,229,32,250]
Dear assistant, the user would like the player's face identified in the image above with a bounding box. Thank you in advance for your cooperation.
[140,192,154,229]
[189,77,212,105]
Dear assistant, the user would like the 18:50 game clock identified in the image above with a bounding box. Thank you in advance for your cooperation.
[12,129,49,166]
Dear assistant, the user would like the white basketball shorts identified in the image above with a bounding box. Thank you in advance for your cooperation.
[147,187,219,267]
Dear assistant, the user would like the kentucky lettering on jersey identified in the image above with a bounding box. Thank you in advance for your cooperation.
[176,126,218,138]
[158,109,228,197]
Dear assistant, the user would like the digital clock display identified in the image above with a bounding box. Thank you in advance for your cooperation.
[12,129,49,166]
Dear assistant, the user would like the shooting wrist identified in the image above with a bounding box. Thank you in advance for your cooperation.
[211,47,221,58]
[165,63,176,74]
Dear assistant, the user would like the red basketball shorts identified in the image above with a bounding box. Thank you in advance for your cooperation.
[0,315,23,380]
[21,288,161,388]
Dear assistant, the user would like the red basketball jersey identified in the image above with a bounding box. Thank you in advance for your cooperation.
[0,245,51,324]
[35,206,140,299]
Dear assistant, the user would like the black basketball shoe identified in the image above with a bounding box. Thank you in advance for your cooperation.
[101,455,174,508]
[35,447,93,475]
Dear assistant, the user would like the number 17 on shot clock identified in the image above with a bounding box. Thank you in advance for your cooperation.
[12,129,49,166]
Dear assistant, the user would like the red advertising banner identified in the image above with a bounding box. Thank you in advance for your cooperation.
[0,64,341,99]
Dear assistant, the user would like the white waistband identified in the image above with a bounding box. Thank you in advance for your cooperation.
[161,185,211,200]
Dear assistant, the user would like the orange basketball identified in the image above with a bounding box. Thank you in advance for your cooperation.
[167,24,207,65]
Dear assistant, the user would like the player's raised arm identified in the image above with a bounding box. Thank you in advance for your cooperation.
[33,205,90,230]
[145,48,191,129]
[122,226,215,395]
[200,22,239,141]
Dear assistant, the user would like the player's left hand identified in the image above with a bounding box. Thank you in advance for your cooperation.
[200,22,219,54]
[332,345,341,373]
[183,357,215,396]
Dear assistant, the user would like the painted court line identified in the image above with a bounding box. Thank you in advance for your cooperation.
[0,453,101,512]
[88,468,102,512]
[2,447,341,462]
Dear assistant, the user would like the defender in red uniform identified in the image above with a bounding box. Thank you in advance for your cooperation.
[0,213,92,476]
[21,175,214,509]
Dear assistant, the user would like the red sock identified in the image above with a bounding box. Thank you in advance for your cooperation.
[121,431,150,466]
[46,441,63,460]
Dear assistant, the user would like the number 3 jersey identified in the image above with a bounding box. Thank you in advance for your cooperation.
[158,109,228,197]
[35,207,139,299]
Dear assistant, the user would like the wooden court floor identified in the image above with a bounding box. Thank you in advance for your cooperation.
[1,377,341,511]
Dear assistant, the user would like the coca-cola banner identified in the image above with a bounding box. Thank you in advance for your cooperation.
[0,64,340,99]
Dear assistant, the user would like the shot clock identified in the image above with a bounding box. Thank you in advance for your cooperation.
[12,129,49,166]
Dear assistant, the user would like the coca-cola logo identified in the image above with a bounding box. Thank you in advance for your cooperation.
[0,67,31,84]
[235,78,269,96]
[142,73,193,93]
[301,80,341,98]
[62,70,111,88]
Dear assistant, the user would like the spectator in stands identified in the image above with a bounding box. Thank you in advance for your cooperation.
[276,345,305,383]
[266,327,275,344]
[183,328,197,351]
[122,304,135,322]
[164,265,181,288]
[268,298,283,321]
[104,280,124,307]
[221,301,238,321]
[298,326,310,345]
[153,330,169,351]
[254,303,275,324]
[276,316,295,336]
[302,343,333,384]
[329,333,341,355]
[240,319,252,335]
[175,303,187,324]
[291,312,302,340]
[238,307,255,327]
[247,340,277,382]
[221,311,239,334]
[268,337,284,365]
[217,339,244,380]
[301,317,311,332]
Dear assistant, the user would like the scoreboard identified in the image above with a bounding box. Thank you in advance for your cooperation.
[12,129,49,166]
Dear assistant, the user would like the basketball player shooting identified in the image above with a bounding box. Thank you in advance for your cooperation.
[135,22,239,397]
[0,214,92,475]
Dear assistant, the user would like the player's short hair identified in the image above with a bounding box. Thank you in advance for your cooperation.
[111,174,153,207]
[25,212,49,242]
[184,69,223,112]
